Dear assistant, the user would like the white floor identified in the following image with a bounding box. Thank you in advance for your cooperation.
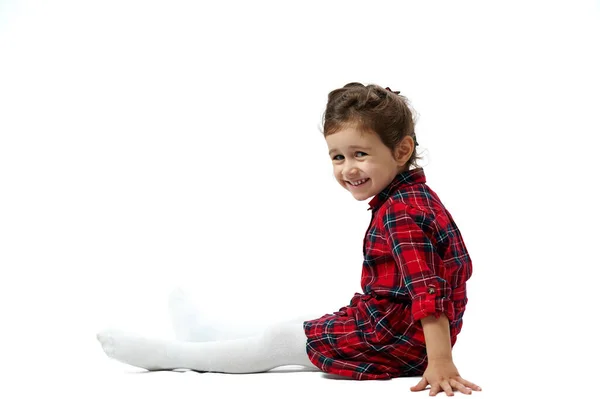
[76,362,489,399]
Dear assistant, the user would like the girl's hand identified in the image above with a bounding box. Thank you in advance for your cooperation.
[410,358,481,396]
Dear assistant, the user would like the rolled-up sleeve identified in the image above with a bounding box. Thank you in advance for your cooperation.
[382,202,454,322]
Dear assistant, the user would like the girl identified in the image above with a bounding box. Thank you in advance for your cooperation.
[97,83,481,396]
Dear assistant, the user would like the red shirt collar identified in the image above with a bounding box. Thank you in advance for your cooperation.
[367,168,426,211]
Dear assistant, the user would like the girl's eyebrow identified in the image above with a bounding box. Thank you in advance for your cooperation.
[328,145,372,155]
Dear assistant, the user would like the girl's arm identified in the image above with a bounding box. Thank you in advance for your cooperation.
[411,314,481,396]
[421,314,453,361]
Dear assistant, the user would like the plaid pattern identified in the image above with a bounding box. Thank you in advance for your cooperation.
[304,168,472,380]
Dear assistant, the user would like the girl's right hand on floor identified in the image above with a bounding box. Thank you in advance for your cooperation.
[410,358,482,396]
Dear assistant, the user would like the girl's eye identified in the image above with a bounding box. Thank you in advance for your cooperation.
[332,152,367,161]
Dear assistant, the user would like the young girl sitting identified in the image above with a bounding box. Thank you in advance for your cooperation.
[98,82,482,397]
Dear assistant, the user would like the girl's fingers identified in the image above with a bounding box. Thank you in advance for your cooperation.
[440,381,454,396]
[457,377,482,391]
[450,379,472,395]
[419,376,481,396]
[411,377,429,391]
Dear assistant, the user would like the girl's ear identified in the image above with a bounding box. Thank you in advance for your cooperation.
[394,135,415,166]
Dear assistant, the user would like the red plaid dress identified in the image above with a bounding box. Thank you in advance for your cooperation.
[303,168,472,380]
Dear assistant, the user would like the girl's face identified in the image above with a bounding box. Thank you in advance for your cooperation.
[325,125,412,201]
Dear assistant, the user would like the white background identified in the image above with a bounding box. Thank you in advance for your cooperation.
[1,0,599,398]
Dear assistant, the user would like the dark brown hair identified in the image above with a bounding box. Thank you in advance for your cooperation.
[322,82,421,169]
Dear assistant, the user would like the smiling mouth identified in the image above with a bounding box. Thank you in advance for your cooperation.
[347,178,369,187]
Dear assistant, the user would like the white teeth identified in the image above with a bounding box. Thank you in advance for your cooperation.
[349,178,368,186]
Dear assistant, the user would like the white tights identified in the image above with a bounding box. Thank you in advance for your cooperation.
[97,289,319,373]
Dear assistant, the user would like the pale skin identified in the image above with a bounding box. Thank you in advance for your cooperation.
[326,125,482,396]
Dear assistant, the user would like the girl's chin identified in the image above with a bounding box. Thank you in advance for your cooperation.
[350,191,372,201]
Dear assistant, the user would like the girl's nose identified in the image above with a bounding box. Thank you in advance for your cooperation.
[343,165,359,178]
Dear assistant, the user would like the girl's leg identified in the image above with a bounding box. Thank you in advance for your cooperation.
[97,321,319,373]
[168,288,262,341]
[168,288,316,342]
